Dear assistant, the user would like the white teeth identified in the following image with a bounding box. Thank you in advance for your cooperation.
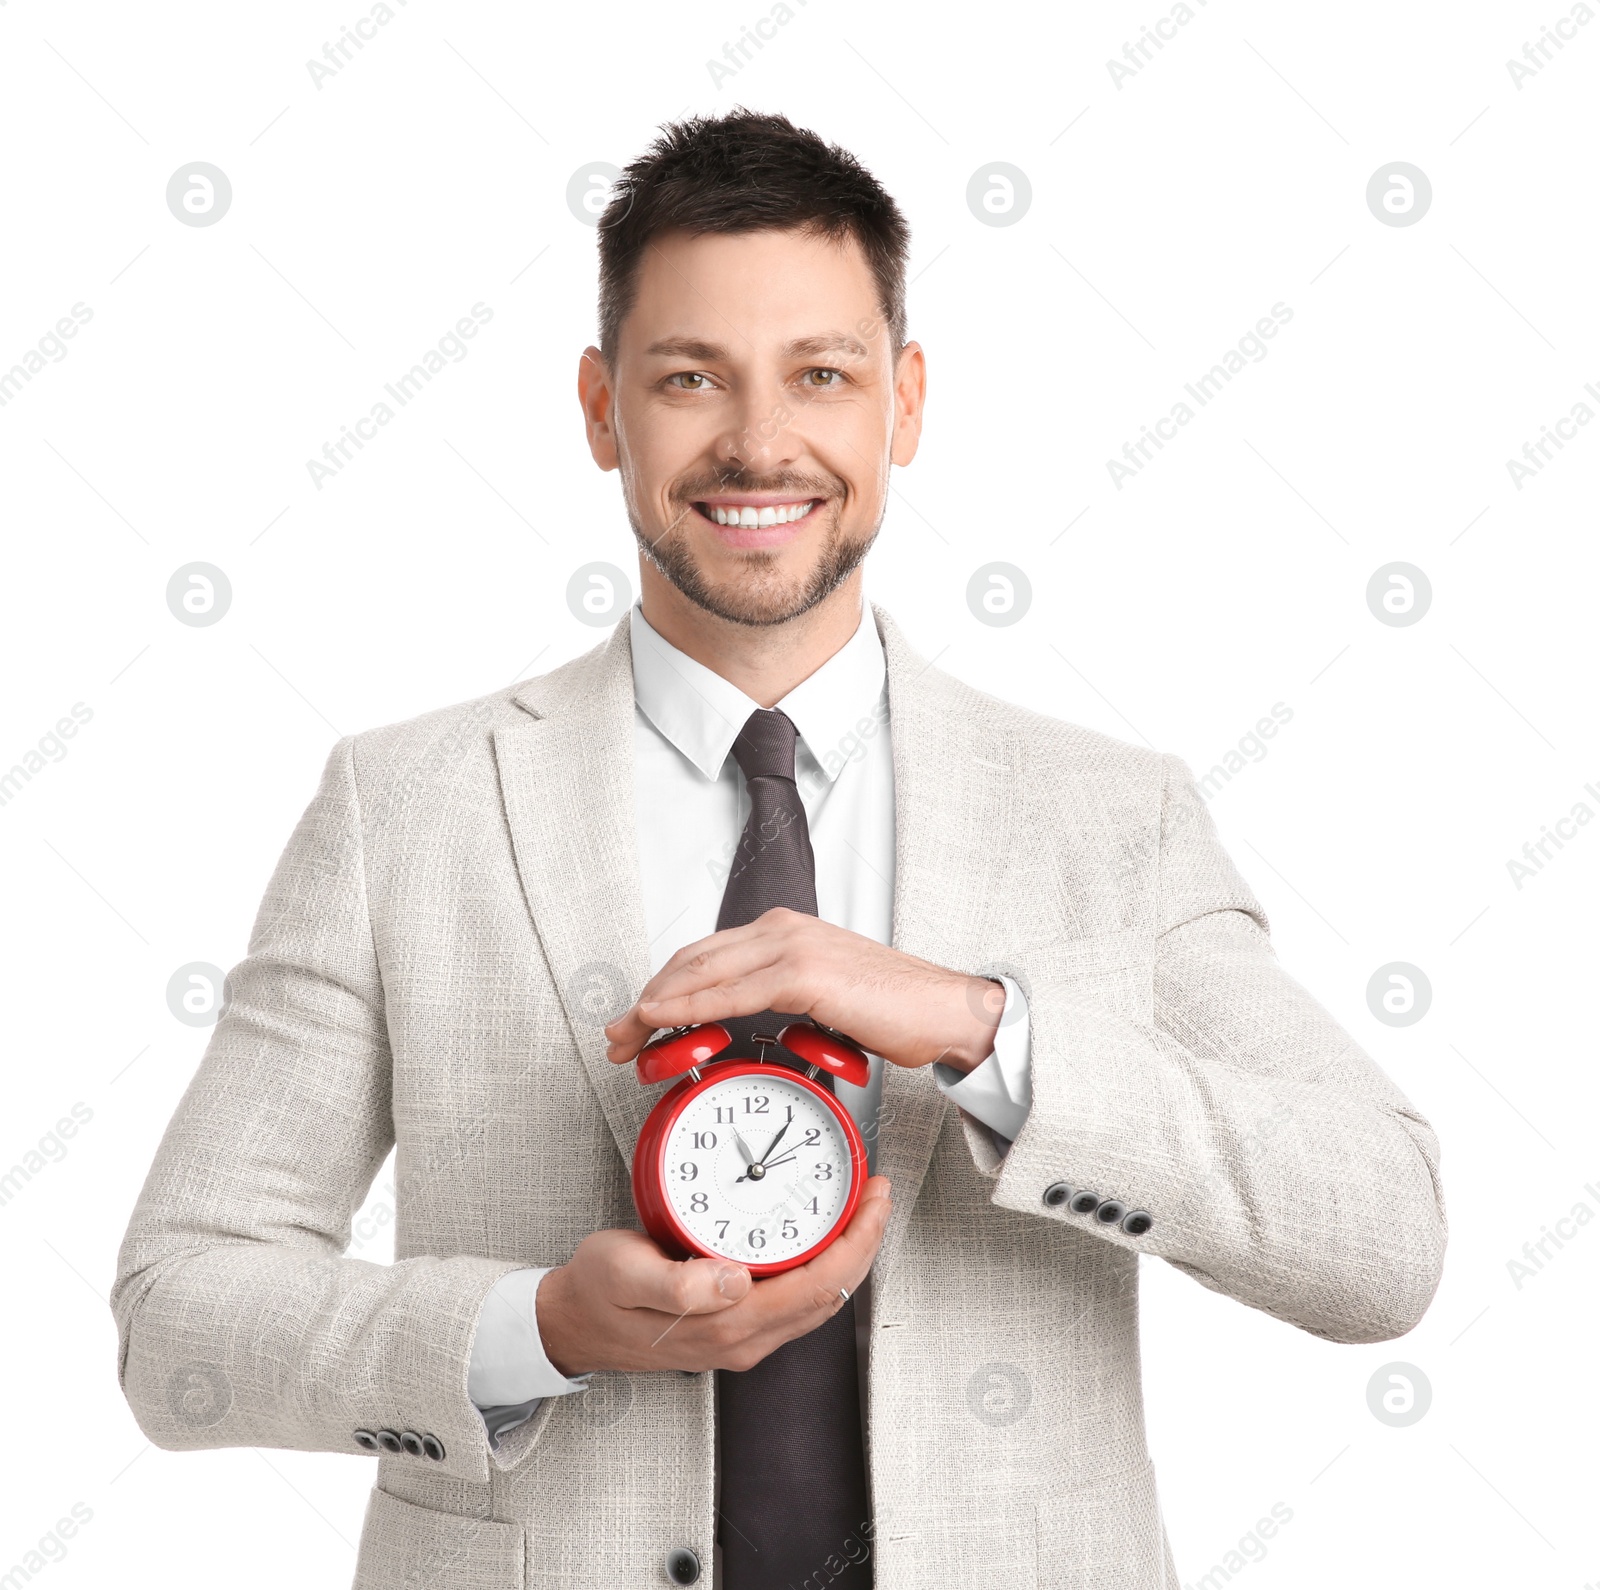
[706,500,816,526]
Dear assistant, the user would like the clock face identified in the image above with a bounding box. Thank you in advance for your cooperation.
[659,1069,857,1267]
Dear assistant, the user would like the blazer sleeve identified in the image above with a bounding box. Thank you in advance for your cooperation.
[109,736,527,1484]
[967,752,1448,1345]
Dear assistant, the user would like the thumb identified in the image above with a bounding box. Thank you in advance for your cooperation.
[618,1248,752,1314]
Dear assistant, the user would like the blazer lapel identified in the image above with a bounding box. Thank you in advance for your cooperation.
[493,619,657,1170]
[492,602,1011,1276]
[869,603,1009,1283]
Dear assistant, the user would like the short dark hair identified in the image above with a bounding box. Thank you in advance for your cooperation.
[596,109,910,365]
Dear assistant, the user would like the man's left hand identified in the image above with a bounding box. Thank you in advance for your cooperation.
[603,908,1003,1073]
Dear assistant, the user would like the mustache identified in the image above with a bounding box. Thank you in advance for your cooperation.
[670,468,843,503]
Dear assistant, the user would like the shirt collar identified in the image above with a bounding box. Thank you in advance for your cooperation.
[629,596,886,784]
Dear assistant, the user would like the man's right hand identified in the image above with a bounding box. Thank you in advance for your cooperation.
[535,1175,893,1377]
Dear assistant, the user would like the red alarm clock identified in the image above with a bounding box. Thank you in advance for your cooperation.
[631,1021,870,1276]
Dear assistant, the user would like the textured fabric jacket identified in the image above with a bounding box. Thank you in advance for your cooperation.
[110,604,1448,1589]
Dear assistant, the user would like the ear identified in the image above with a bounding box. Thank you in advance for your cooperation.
[889,341,926,468]
[578,345,620,471]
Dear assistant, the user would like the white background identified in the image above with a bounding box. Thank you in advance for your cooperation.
[2,0,1597,1585]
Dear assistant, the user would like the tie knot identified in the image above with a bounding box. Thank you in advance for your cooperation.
[730,708,799,783]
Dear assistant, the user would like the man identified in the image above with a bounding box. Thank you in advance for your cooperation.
[112,111,1447,1589]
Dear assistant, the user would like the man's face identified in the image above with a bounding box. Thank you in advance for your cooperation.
[579,226,924,627]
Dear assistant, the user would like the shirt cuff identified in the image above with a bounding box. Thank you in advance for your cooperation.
[930,974,1033,1147]
[467,1267,592,1409]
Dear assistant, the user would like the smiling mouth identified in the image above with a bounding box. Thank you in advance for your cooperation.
[692,498,821,528]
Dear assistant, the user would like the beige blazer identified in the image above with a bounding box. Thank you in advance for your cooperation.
[111,605,1447,1589]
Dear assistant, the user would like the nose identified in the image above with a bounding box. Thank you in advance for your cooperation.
[715,380,800,476]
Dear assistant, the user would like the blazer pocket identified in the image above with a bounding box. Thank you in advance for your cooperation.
[353,1485,524,1590]
[1035,1456,1166,1590]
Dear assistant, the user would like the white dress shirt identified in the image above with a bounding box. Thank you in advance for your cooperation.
[466,598,1033,1426]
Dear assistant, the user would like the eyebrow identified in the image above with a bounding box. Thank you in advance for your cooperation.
[644,333,870,362]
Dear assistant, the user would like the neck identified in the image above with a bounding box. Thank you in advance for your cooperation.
[636,565,866,707]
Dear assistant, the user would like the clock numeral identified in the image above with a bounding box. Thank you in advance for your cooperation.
[715,1107,733,1124]
[785,1105,793,1122]
[715,1220,729,1240]
[800,1128,820,1146]
[748,1228,766,1249]
[815,1161,833,1180]
[689,1193,709,1213]
[678,1162,698,1181]
[804,1197,819,1214]
[744,1095,769,1115]
[781,1219,798,1240]
[691,1131,717,1149]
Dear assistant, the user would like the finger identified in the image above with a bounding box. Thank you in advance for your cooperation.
[603,1237,752,1315]
[604,963,796,1063]
[601,1007,658,1062]
[604,914,826,1060]
[630,942,790,1026]
[805,1175,894,1290]
[625,917,789,1011]
[602,978,759,1060]
[739,1177,893,1331]
[612,910,819,1026]
[637,969,795,1030]
[641,924,795,998]
[601,985,777,1064]
[602,940,785,1060]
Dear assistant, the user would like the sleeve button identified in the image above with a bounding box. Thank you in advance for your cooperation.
[1068,1190,1100,1215]
[421,1433,446,1461]
[1121,1209,1154,1236]
[1042,1182,1072,1208]
[399,1430,425,1457]
[353,1429,379,1452]
[665,1546,701,1584]
[374,1429,403,1453]
[1094,1199,1128,1225]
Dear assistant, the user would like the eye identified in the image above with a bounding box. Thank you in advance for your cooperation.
[801,368,845,388]
[666,371,714,391]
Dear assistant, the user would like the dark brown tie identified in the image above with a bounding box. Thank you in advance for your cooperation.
[714,707,872,1589]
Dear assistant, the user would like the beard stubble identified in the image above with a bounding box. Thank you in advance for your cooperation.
[629,487,879,628]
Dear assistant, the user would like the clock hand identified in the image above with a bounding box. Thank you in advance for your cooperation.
[730,1129,756,1166]
[757,1149,803,1173]
[733,1123,800,1181]
[756,1120,790,1166]
[734,1153,797,1185]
